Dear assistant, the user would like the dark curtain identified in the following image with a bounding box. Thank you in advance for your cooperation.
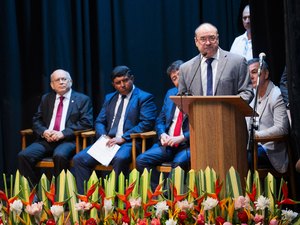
[250,0,300,198]
[0,0,243,187]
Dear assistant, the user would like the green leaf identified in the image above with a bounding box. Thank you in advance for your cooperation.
[65,170,79,224]
[226,167,242,198]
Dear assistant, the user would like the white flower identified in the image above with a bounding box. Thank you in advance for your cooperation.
[10,199,23,216]
[50,205,64,222]
[122,223,128,225]
[202,197,218,211]
[154,201,169,218]
[75,201,92,212]
[176,199,194,211]
[103,198,114,216]
[282,209,298,222]
[165,218,177,225]
[254,196,270,211]
[25,202,44,224]
[129,197,141,209]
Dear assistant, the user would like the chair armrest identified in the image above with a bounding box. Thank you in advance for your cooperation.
[20,129,33,149]
[74,129,93,153]
[81,130,96,149]
[254,134,288,143]
[253,134,289,171]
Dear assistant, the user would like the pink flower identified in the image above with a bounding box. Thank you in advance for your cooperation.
[234,196,248,210]
[25,201,43,216]
[129,197,141,209]
[223,222,232,225]
[253,214,264,224]
[151,218,161,225]
[269,218,279,225]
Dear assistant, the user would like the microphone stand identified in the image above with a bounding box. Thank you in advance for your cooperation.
[247,74,260,172]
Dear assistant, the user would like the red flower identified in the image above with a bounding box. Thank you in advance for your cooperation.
[238,210,248,223]
[86,218,97,225]
[178,211,188,222]
[46,218,56,225]
[137,218,148,225]
[122,215,130,224]
[196,213,205,225]
[215,216,226,225]
[151,218,161,225]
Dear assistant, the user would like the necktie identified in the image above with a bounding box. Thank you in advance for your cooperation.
[53,96,64,131]
[108,95,126,137]
[206,58,214,96]
[173,110,183,137]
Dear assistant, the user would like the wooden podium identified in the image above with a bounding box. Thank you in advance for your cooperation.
[170,96,254,182]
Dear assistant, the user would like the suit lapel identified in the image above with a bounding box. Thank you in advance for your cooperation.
[214,49,227,95]
[66,91,76,122]
[192,55,203,95]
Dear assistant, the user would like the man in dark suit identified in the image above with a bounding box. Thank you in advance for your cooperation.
[73,65,157,194]
[136,60,189,190]
[178,23,253,103]
[18,69,93,185]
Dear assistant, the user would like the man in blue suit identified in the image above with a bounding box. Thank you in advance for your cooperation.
[73,65,157,194]
[18,69,93,186]
[136,60,190,190]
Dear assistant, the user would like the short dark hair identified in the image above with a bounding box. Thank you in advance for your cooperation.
[111,65,133,81]
[247,58,269,70]
[166,60,184,76]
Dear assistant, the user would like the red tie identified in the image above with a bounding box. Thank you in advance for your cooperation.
[173,110,183,137]
[53,96,64,131]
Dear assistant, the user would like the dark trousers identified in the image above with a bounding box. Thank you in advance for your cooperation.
[73,142,135,194]
[18,140,76,186]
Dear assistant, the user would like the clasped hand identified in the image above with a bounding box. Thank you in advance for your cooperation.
[160,133,184,147]
[43,130,64,142]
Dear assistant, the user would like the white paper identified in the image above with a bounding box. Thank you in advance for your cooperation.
[87,135,120,166]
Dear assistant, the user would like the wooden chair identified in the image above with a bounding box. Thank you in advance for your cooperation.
[81,130,172,172]
[139,131,172,173]
[253,134,296,198]
[20,128,90,168]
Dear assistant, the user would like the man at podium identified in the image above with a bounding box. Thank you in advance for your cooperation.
[178,22,253,103]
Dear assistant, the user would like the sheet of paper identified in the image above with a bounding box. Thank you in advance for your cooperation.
[87,135,120,166]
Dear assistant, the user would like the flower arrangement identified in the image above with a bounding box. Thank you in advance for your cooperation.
[0,167,299,225]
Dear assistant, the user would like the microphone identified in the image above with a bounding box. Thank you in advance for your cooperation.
[258,52,266,77]
[185,52,207,95]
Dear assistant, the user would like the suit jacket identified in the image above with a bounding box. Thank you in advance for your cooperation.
[32,90,93,140]
[178,48,253,103]
[95,87,157,141]
[156,87,189,144]
[250,81,289,173]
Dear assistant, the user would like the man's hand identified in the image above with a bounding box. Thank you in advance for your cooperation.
[166,135,185,147]
[43,130,64,142]
[106,137,125,147]
[160,133,170,146]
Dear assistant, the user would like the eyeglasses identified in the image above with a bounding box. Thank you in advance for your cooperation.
[52,77,69,83]
[197,35,218,44]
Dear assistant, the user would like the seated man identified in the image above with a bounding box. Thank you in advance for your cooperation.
[136,60,190,190]
[247,58,289,173]
[73,65,157,194]
[18,69,93,186]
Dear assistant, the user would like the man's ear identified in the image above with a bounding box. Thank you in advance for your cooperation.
[130,75,134,82]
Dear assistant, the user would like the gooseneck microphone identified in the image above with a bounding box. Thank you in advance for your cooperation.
[184,52,207,96]
[258,52,266,77]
